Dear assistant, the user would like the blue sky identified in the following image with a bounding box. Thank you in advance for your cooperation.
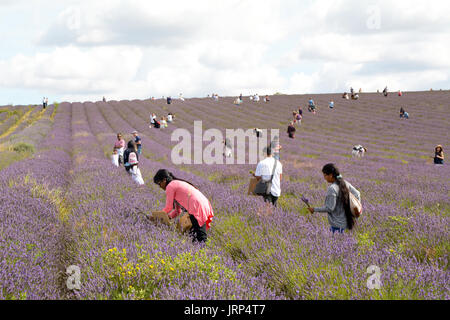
[1,0,449,106]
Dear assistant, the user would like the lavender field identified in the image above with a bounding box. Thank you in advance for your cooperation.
[0,91,449,300]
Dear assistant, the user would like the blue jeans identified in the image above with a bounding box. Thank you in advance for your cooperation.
[330,227,345,234]
[137,146,142,155]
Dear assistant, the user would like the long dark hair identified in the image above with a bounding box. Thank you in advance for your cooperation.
[127,140,137,151]
[153,169,197,189]
[322,163,355,230]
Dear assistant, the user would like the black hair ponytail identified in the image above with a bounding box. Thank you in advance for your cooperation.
[153,169,197,189]
[322,163,355,230]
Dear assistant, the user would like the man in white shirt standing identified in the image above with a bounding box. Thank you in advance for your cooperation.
[254,146,283,206]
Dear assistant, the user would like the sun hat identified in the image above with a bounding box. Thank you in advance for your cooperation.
[131,130,138,134]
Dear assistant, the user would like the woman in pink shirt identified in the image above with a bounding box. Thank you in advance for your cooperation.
[153,169,214,243]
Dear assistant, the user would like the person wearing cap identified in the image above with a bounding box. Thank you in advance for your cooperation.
[113,133,126,166]
[434,145,444,165]
[132,131,142,155]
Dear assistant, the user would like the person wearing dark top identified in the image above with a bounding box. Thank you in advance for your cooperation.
[298,108,303,116]
[123,140,139,173]
[167,96,172,104]
[287,122,296,139]
[434,145,444,165]
[132,130,142,155]
[400,107,405,118]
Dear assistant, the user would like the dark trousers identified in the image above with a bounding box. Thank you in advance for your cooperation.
[263,194,278,207]
[189,214,207,243]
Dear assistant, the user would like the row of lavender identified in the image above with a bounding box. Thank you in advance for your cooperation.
[73,96,448,299]
[0,103,72,299]
[1,91,448,299]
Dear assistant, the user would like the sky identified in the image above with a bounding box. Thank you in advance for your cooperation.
[1,0,449,105]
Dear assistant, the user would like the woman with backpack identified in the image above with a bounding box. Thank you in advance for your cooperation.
[123,140,144,185]
[307,163,361,233]
[153,169,214,243]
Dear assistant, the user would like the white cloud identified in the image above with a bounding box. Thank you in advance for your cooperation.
[1,0,450,105]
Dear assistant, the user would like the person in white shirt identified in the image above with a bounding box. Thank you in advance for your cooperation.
[254,146,283,206]
[254,94,260,102]
[150,113,157,127]
[167,113,173,123]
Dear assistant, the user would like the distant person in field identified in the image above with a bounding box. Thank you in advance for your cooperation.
[150,113,157,127]
[351,93,359,100]
[400,108,409,119]
[45,97,48,108]
[154,118,161,128]
[254,146,283,207]
[398,90,403,96]
[153,169,214,243]
[295,112,302,125]
[113,133,126,166]
[223,138,232,158]
[329,101,334,109]
[264,95,270,102]
[179,93,185,101]
[160,117,168,128]
[287,122,296,139]
[292,111,298,123]
[167,112,173,123]
[352,145,367,158]
[103,96,106,102]
[234,97,242,105]
[254,128,263,138]
[123,140,144,185]
[383,86,388,97]
[254,94,260,102]
[270,136,282,161]
[167,96,172,104]
[298,107,303,116]
[434,145,444,165]
[132,130,142,155]
[308,98,316,113]
[124,141,144,185]
[359,88,362,93]
[350,87,354,95]
[307,163,361,233]
[213,94,219,101]
[239,93,243,102]
[343,92,349,100]
[111,149,119,167]
[42,97,46,109]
